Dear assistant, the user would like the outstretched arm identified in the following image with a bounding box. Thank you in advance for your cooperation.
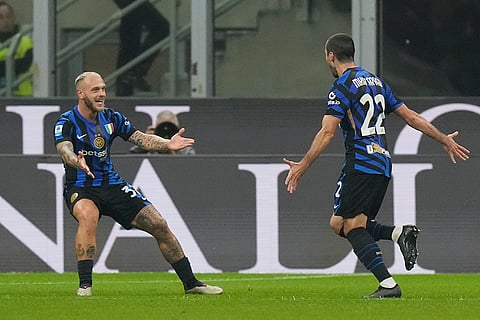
[284,115,340,193]
[129,128,195,153]
[56,141,95,179]
[394,104,470,163]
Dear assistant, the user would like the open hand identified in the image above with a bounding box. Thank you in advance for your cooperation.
[167,128,195,151]
[444,131,470,164]
[283,158,305,194]
[77,151,95,179]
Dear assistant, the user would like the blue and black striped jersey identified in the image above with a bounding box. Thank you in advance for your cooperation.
[325,67,403,177]
[54,105,137,187]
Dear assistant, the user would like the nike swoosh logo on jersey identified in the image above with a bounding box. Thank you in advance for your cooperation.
[77,133,87,139]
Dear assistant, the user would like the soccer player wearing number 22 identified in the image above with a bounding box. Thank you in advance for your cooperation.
[53,71,222,296]
[283,33,470,298]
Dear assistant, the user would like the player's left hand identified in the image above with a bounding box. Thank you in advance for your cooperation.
[443,131,470,164]
[77,151,95,179]
[167,128,195,151]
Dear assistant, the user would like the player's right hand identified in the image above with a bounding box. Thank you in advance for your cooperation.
[283,158,305,194]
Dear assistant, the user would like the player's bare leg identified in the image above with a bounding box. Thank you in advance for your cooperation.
[132,205,222,294]
[329,215,344,235]
[131,204,185,263]
[72,199,100,296]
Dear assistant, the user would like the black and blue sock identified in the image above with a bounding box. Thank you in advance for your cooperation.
[366,219,395,241]
[347,227,391,283]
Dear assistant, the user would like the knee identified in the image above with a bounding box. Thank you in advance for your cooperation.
[132,207,172,238]
[150,222,176,244]
[152,216,170,234]
[73,201,99,230]
[329,215,344,235]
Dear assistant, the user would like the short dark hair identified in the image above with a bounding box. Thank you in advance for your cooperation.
[325,33,355,62]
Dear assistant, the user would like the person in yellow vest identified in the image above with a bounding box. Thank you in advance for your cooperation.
[0,1,32,96]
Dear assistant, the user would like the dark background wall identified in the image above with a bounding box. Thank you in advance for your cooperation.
[0,98,478,273]
[2,97,479,155]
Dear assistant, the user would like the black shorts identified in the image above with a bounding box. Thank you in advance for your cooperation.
[333,172,389,219]
[64,182,152,229]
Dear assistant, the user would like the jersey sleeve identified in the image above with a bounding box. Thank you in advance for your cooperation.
[111,109,138,141]
[53,115,73,145]
[324,82,350,120]
[383,82,404,114]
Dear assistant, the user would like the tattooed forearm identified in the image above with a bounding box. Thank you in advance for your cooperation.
[129,130,170,152]
[57,141,80,168]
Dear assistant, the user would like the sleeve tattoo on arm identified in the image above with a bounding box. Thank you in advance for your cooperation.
[129,130,169,152]
[57,141,79,167]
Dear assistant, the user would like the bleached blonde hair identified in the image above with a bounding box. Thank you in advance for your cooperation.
[74,71,103,88]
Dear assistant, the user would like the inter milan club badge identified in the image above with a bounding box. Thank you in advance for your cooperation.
[94,134,105,149]
[70,192,78,204]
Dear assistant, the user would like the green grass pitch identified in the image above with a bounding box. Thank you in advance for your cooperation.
[0,273,478,319]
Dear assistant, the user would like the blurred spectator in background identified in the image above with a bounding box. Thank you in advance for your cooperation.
[130,110,196,155]
[0,1,32,96]
[114,0,170,96]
